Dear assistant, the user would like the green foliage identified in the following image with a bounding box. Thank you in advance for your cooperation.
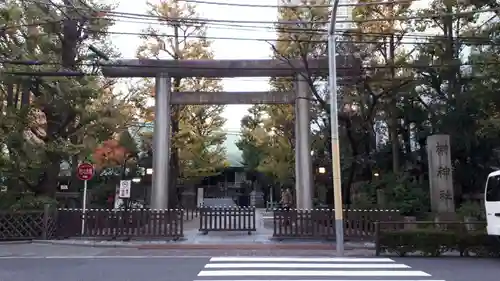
[457,200,485,220]
[118,131,139,158]
[0,0,139,197]
[0,192,57,211]
[350,184,378,209]
[136,0,227,188]
[237,105,266,172]
[9,195,57,211]
[356,173,429,215]
[178,105,227,180]
[379,229,500,257]
[3,0,500,211]
[384,175,430,216]
[237,0,332,187]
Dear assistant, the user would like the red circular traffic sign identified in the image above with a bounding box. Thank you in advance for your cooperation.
[77,163,94,181]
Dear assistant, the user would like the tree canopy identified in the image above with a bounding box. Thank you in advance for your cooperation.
[237,0,500,212]
[0,0,144,198]
[135,0,227,206]
[2,0,500,215]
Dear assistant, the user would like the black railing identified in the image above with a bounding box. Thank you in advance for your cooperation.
[199,206,256,234]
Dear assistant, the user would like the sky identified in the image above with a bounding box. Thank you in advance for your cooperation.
[109,0,283,131]
[107,0,470,132]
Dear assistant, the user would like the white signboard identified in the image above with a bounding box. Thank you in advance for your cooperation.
[197,187,204,207]
[119,180,131,198]
[114,185,123,209]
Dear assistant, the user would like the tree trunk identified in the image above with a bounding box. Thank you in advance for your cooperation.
[389,32,400,174]
[36,0,80,197]
[344,120,358,205]
[169,103,181,208]
[168,24,182,208]
[38,152,62,197]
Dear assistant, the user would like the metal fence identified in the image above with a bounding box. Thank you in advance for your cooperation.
[273,208,402,240]
[64,208,185,239]
[183,208,200,221]
[2,206,401,241]
[199,207,256,234]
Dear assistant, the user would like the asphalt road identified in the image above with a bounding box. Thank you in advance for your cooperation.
[0,244,498,281]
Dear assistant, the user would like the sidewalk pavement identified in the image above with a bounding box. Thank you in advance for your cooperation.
[31,239,375,251]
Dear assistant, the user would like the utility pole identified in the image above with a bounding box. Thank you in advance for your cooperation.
[328,0,344,257]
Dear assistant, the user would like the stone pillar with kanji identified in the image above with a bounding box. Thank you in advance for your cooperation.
[426,134,455,213]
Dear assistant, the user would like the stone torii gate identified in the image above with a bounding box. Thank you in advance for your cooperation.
[101,56,353,210]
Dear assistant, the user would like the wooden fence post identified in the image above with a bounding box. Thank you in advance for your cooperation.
[374,222,381,256]
[41,203,51,240]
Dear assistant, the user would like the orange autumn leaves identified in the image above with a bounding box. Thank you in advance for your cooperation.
[92,139,129,170]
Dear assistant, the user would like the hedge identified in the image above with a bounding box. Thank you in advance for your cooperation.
[377,229,500,257]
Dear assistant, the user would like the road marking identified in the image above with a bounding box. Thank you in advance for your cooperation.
[205,263,411,269]
[197,270,432,277]
[193,279,446,281]
[0,255,211,259]
[209,257,395,262]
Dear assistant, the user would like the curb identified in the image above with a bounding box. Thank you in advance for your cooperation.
[136,243,340,250]
[32,240,375,251]
[32,240,140,248]
[0,240,32,245]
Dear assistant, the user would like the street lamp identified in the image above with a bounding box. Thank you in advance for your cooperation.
[328,0,345,256]
[318,167,326,174]
[146,168,153,175]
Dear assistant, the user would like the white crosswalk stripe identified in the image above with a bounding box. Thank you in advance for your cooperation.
[195,256,444,281]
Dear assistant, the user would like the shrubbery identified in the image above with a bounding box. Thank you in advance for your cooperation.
[378,229,500,257]
[0,192,57,211]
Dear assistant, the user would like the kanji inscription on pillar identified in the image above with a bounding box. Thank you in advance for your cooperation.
[427,135,455,213]
[436,165,451,179]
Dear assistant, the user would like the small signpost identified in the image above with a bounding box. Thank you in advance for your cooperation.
[119,180,131,199]
[77,163,94,235]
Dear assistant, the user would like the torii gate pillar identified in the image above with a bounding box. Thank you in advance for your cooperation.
[295,74,313,209]
[150,74,171,210]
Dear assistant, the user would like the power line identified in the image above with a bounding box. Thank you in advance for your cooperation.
[178,0,417,8]
[2,12,496,46]
[7,0,500,44]
[94,29,500,46]
[4,1,499,76]
[18,0,500,27]
[103,7,500,25]
[98,16,497,42]
[3,13,495,44]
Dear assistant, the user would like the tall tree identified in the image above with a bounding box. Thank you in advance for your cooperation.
[408,0,499,194]
[353,0,415,174]
[237,105,266,173]
[0,0,138,196]
[137,0,226,206]
[238,0,331,192]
